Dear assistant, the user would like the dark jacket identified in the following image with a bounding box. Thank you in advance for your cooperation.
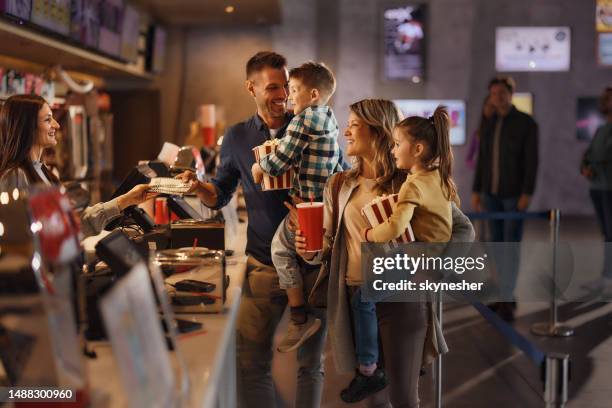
[472,106,538,198]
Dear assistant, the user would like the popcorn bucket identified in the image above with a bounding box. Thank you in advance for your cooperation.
[361,194,415,244]
[252,142,294,191]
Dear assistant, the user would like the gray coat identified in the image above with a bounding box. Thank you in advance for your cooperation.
[306,172,476,373]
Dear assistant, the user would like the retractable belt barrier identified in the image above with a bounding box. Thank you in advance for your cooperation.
[431,209,571,407]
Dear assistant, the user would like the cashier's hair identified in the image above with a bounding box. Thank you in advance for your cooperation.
[395,106,458,203]
[0,94,59,184]
[346,99,406,195]
[289,62,336,101]
[246,51,287,78]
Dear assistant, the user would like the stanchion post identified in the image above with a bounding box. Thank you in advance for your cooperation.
[434,292,443,408]
[543,353,570,407]
[531,209,574,337]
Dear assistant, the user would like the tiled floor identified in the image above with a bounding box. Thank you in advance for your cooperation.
[268,216,612,407]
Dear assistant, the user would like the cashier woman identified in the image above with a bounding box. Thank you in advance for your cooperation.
[0,94,155,237]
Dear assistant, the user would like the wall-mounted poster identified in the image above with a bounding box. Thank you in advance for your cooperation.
[496,27,571,72]
[393,99,466,145]
[383,5,426,82]
[576,97,606,141]
[597,0,612,32]
[30,0,70,36]
[147,25,166,73]
[597,33,612,66]
[513,92,533,115]
[1,0,32,21]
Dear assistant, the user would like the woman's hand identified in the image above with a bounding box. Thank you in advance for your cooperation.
[117,184,158,210]
[295,229,316,261]
[283,196,304,232]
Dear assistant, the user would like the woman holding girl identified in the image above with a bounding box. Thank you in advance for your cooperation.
[296,99,474,406]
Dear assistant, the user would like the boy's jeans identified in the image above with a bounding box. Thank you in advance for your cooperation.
[272,216,303,289]
[351,288,379,366]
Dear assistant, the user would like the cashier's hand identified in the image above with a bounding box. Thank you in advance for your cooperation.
[295,229,317,261]
[117,184,158,211]
[251,163,264,184]
[283,196,304,232]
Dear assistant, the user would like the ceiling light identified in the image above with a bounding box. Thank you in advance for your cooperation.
[225,5,235,13]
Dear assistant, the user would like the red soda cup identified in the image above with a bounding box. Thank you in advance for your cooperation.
[297,202,324,251]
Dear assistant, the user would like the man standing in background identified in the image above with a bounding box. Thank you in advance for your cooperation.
[472,76,539,321]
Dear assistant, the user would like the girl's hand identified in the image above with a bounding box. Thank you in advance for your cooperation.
[295,229,316,261]
[360,227,371,242]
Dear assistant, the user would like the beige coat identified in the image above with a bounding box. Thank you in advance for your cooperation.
[306,172,475,373]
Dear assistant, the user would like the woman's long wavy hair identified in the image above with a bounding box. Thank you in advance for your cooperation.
[0,94,58,184]
[345,99,406,194]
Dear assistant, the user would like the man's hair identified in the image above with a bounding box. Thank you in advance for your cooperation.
[488,76,516,93]
[289,62,336,100]
[599,86,612,115]
[246,51,287,78]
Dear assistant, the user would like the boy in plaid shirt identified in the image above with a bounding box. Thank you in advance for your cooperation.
[252,61,342,352]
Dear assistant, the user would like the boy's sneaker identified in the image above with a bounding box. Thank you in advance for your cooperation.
[277,315,321,353]
[340,368,389,403]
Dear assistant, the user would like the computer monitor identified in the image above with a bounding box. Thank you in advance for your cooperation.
[95,230,147,277]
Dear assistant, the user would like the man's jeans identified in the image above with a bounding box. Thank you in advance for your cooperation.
[482,193,523,300]
[590,189,612,279]
[236,256,326,408]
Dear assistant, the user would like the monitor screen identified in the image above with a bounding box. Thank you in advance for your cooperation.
[496,27,571,72]
[393,99,466,145]
[383,5,426,81]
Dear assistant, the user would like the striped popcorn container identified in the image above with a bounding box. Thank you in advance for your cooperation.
[361,194,415,244]
[252,143,294,191]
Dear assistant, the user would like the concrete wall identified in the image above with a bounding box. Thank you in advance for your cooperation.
[169,0,610,215]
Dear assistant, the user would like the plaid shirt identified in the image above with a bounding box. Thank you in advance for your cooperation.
[259,105,341,201]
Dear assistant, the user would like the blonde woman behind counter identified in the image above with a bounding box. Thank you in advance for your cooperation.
[0,94,155,237]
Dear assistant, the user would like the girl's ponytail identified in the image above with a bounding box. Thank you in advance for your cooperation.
[431,106,458,203]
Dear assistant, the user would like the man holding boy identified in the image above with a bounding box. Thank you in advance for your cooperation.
[181,51,328,407]
[252,61,342,353]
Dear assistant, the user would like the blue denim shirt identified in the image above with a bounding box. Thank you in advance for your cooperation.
[211,112,349,266]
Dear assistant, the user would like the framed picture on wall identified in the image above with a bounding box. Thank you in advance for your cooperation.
[596,0,612,32]
[382,5,426,82]
[512,92,533,115]
[393,99,466,145]
[576,97,605,141]
[597,33,612,66]
[496,27,571,72]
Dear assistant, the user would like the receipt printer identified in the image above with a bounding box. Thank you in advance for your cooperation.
[169,220,225,250]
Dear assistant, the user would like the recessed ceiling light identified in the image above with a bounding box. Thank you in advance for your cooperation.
[225,5,235,13]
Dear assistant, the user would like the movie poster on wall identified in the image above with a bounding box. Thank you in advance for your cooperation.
[496,27,571,72]
[598,33,612,66]
[576,97,606,141]
[383,5,426,81]
[596,0,612,32]
[393,99,466,145]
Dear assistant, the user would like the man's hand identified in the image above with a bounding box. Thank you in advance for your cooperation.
[175,170,200,194]
[295,229,316,261]
[117,184,158,211]
[360,227,371,242]
[517,194,531,211]
[251,163,264,184]
[471,193,482,212]
[175,170,218,207]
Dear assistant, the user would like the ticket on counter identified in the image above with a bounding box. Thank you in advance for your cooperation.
[361,194,415,244]
[252,140,294,191]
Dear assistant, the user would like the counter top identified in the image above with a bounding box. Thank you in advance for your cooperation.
[86,221,247,407]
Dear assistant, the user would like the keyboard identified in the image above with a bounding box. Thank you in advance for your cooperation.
[149,177,192,195]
